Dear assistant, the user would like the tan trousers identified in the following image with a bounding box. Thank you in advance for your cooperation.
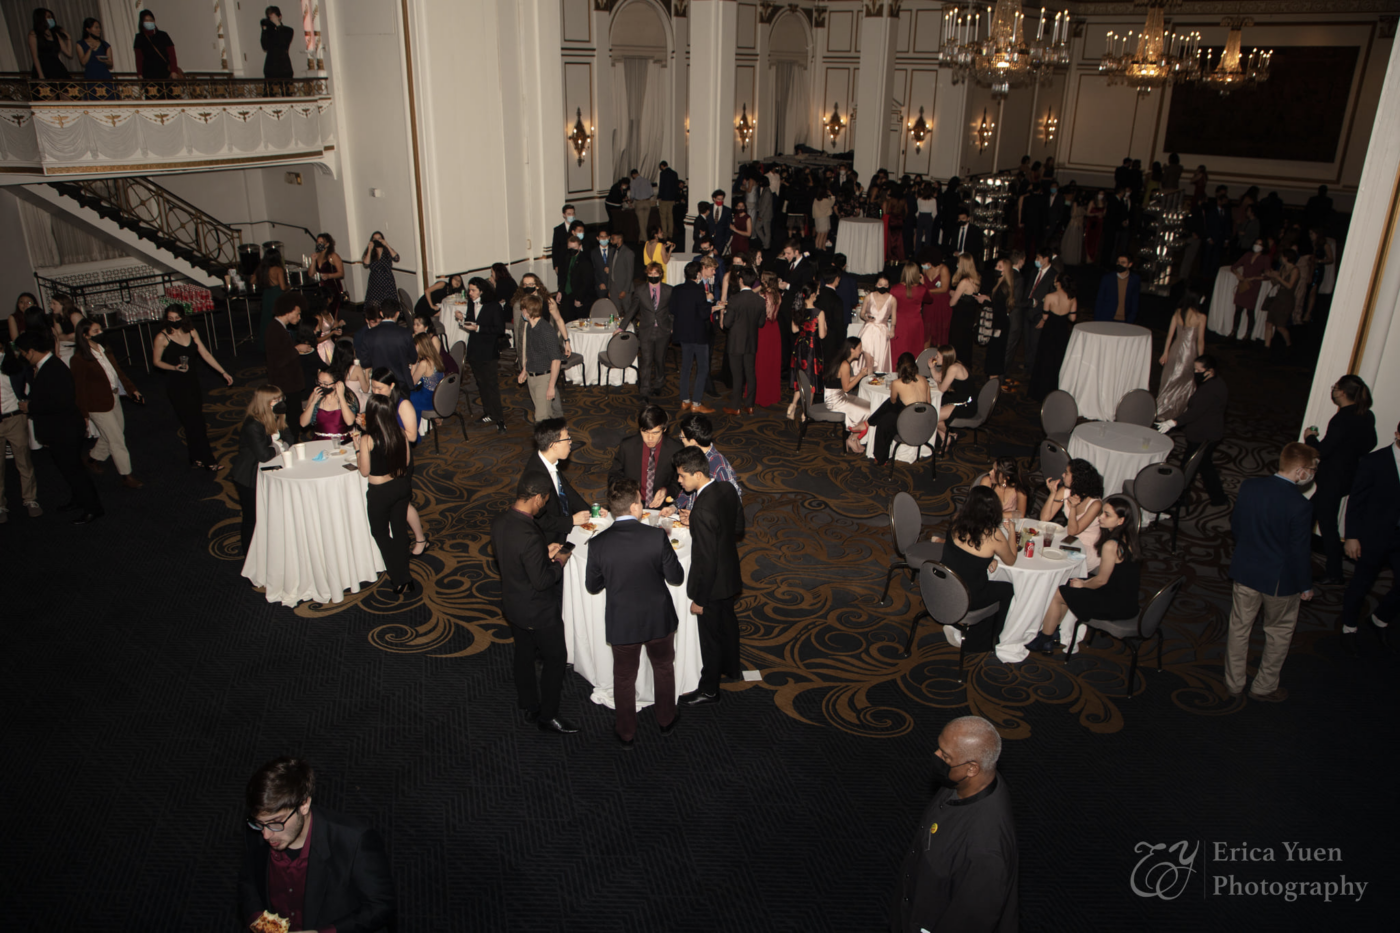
[635,198,658,237]
[526,373,563,423]
[657,200,675,239]
[0,413,38,509]
[88,403,132,475]
[1224,583,1300,696]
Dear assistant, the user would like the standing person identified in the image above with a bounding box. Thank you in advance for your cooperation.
[1157,354,1228,506]
[890,263,928,365]
[14,332,101,523]
[560,223,595,319]
[70,318,144,488]
[890,716,1019,933]
[1224,443,1318,702]
[76,18,114,97]
[311,233,346,318]
[1339,422,1399,655]
[263,291,308,442]
[754,175,775,251]
[521,418,591,545]
[455,277,507,432]
[1262,248,1301,349]
[356,298,415,388]
[27,8,72,81]
[981,257,1015,378]
[259,6,294,90]
[1228,238,1270,342]
[551,204,577,292]
[640,225,672,283]
[517,294,564,422]
[630,168,656,234]
[942,206,984,261]
[811,186,835,251]
[1094,254,1140,323]
[133,9,182,93]
[1060,191,1085,266]
[675,446,744,707]
[672,262,712,414]
[657,161,680,241]
[607,404,684,510]
[598,230,635,308]
[786,288,827,418]
[1019,247,1057,376]
[1028,275,1075,402]
[361,232,400,305]
[619,263,673,401]
[1305,375,1376,586]
[0,342,42,522]
[857,274,896,373]
[238,757,396,933]
[353,393,416,597]
[1154,298,1207,422]
[709,190,733,255]
[947,254,983,366]
[673,411,742,509]
[253,248,287,351]
[586,477,685,747]
[155,306,233,469]
[723,267,766,416]
[491,472,579,734]
[919,248,952,350]
[754,270,783,408]
[229,385,285,556]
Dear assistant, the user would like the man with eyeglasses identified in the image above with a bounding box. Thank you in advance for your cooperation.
[520,418,594,546]
[238,757,395,932]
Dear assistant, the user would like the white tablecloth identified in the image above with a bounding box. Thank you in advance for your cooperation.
[836,218,883,275]
[242,439,386,606]
[856,374,943,463]
[666,253,696,285]
[562,515,703,709]
[562,321,637,386]
[1206,266,1272,340]
[438,295,470,351]
[1058,322,1152,422]
[1067,421,1174,496]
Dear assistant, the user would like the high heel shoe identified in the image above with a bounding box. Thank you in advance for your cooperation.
[785,400,798,420]
[393,580,417,597]
[411,538,432,558]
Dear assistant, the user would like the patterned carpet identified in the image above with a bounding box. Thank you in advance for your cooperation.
[2,297,1395,931]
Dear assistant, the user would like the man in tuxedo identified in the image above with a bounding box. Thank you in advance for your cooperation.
[1200,188,1233,282]
[1339,421,1400,655]
[15,332,101,523]
[670,262,714,414]
[459,277,508,432]
[1225,442,1317,702]
[778,239,815,375]
[355,297,415,388]
[585,477,685,747]
[491,471,579,734]
[608,404,685,509]
[551,203,577,292]
[591,230,634,309]
[944,205,984,261]
[619,262,673,399]
[657,161,680,240]
[1113,157,1134,193]
[675,445,744,706]
[1017,248,1057,375]
[264,290,308,441]
[709,189,733,255]
[723,266,766,415]
[520,418,591,545]
[1094,254,1141,323]
[1160,355,1229,506]
[560,223,595,321]
[239,756,396,932]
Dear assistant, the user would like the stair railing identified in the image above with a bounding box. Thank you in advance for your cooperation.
[59,177,244,271]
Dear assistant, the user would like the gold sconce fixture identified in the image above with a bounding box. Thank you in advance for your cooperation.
[907,106,930,154]
[976,108,995,152]
[736,103,756,152]
[568,107,593,166]
[824,101,846,148]
[1044,106,1058,143]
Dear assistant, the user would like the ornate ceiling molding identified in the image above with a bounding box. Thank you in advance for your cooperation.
[1065,1,1400,14]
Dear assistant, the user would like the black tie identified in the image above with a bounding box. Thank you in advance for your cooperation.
[557,472,569,516]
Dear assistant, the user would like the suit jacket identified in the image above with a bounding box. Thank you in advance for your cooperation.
[521,451,589,545]
[1175,374,1227,443]
[1344,445,1400,545]
[1093,272,1141,324]
[1229,475,1313,597]
[585,518,685,644]
[230,416,278,487]
[815,286,844,334]
[551,222,572,274]
[1025,264,1057,316]
[686,478,744,602]
[26,354,84,446]
[563,249,596,315]
[623,282,674,334]
[1305,406,1376,496]
[237,805,396,933]
[265,318,305,395]
[491,505,566,628]
[658,166,681,201]
[755,188,774,226]
[709,204,733,251]
[70,350,136,417]
[594,243,635,303]
[355,320,416,388]
[671,281,712,345]
[464,299,507,363]
[723,289,767,355]
[781,256,817,322]
[609,434,685,501]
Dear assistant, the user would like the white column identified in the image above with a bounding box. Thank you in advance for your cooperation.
[1303,38,1400,450]
[670,12,690,180]
[513,0,569,281]
[687,0,738,209]
[853,5,899,181]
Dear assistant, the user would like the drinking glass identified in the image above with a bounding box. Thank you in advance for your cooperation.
[178,354,190,372]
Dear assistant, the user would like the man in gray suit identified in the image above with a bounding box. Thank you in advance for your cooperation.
[591,230,634,307]
[722,267,765,414]
[753,176,774,251]
[619,262,673,399]
[1017,247,1058,375]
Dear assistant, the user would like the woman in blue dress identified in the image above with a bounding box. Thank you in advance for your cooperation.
[407,333,445,423]
[76,18,115,101]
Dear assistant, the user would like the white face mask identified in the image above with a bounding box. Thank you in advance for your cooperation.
[1252,244,1263,253]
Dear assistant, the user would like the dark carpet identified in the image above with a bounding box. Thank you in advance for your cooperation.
[2,294,1395,932]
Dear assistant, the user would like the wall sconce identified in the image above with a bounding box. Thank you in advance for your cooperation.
[1044,107,1058,144]
[568,107,593,166]
[824,101,846,148]
[736,103,756,152]
[907,106,930,154]
[976,107,995,153]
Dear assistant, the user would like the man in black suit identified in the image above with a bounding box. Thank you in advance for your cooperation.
[671,261,714,413]
[491,471,579,734]
[551,203,577,292]
[264,291,308,442]
[458,277,508,432]
[675,446,744,706]
[1018,248,1058,375]
[239,756,396,933]
[1339,421,1399,655]
[15,332,101,523]
[355,297,415,388]
[560,223,595,321]
[619,262,673,399]
[778,239,815,375]
[591,230,635,308]
[657,161,681,240]
[1103,186,1133,269]
[1303,184,1333,232]
[609,404,685,509]
[723,266,766,415]
[943,205,984,261]
[520,418,591,545]
[585,477,685,747]
[1159,354,1229,506]
[708,189,733,254]
[1305,376,1377,585]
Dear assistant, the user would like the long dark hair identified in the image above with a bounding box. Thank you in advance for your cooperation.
[254,249,285,288]
[990,456,1027,496]
[33,8,58,36]
[364,393,407,478]
[315,232,336,253]
[951,486,1004,550]
[895,352,918,384]
[1065,458,1104,501]
[824,335,860,380]
[82,17,100,40]
[73,317,99,362]
[1098,496,1139,562]
[370,366,407,406]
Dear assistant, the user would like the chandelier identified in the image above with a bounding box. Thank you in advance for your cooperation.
[1194,18,1271,95]
[736,103,756,152]
[941,2,1070,100]
[1099,1,1201,95]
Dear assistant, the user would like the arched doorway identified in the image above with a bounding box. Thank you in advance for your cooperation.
[608,0,670,183]
[768,12,811,156]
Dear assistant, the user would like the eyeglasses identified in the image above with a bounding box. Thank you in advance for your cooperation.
[247,806,300,833]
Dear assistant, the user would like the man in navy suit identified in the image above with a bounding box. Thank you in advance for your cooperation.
[708,189,733,255]
[1339,421,1400,655]
[1224,442,1318,702]
[1093,254,1141,323]
[585,477,685,747]
[675,446,744,707]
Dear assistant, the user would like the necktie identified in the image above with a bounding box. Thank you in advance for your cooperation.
[556,471,569,516]
[643,445,656,504]
[651,285,659,313]
[601,248,608,265]
[1033,270,1044,294]
[958,226,967,252]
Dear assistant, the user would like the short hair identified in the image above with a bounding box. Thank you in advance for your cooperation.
[945,716,1002,771]
[362,300,384,322]
[568,220,586,234]
[1195,353,1217,373]
[378,297,403,320]
[245,757,315,816]
[521,294,544,319]
[711,188,726,199]
[273,290,304,317]
[645,262,665,276]
[683,261,702,282]
[607,477,640,514]
[1279,441,1318,474]
[831,252,847,270]
[783,237,802,252]
[697,237,713,250]
[516,472,556,501]
[14,330,53,355]
[736,266,758,287]
[630,168,639,175]
[562,203,575,213]
[638,404,669,431]
[532,417,568,452]
[678,412,714,446]
[957,203,971,217]
[698,201,713,215]
[658,161,668,169]
[673,445,711,478]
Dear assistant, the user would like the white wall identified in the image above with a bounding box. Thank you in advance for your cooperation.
[0,188,37,312]
[147,2,226,72]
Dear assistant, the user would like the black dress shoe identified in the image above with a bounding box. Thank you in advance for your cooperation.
[72,511,103,525]
[393,580,417,597]
[615,732,635,749]
[537,716,580,734]
[522,709,540,724]
[679,690,720,707]
[1340,631,1360,657]
[659,714,680,736]
[1368,619,1392,653]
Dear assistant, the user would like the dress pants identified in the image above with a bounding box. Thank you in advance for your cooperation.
[1339,526,1400,627]
[1224,582,1299,696]
[526,373,563,422]
[729,349,757,408]
[167,380,216,462]
[511,620,567,720]
[472,358,504,424]
[680,343,708,404]
[611,632,677,741]
[47,434,102,514]
[636,324,671,397]
[366,475,412,585]
[1183,441,1227,504]
[88,404,132,475]
[1311,486,1346,580]
[1022,307,1043,373]
[696,595,740,693]
[658,200,676,239]
[0,413,38,509]
[964,582,1015,653]
[234,480,257,555]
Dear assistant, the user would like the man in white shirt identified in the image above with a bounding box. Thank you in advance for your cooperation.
[0,346,42,522]
[630,169,656,237]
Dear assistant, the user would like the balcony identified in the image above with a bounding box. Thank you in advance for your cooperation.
[0,73,335,180]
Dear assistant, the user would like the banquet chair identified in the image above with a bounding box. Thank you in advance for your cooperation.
[1039,438,1069,488]
[948,378,1000,449]
[875,492,943,608]
[1114,389,1156,427]
[794,371,846,451]
[887,403,940,478]
[597,332,639,392]
[590,298,618,321]
[1068,576,1184,698]
[1116,494,1142,530]
[1122,463,1185,539]
[904,562,1002,684]
[1169,442,1216,549]
[397,288,415,317]
[449,341,466,371]
[915,348,939,379]
[1040,390,1078,447]
[429,373,466,453]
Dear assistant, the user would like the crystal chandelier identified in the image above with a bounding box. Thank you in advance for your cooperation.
[941,2,1070,100]
[1099,1,1201,95]
[1194,18,1271,95]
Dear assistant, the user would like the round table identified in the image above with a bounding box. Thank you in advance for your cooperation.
[835,217,883,275]
[241,439,385,606]
[855,374,942,463]
[562,514,703,709]
[666,253,696,285]
[562,320,637,386]
[438,295,470,351]
[1206,265,1272,340]
[1057,321,1152,422]
[1067,421,1175,496]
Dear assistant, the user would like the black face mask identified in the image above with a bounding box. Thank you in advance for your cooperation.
[1117,264,1130,272]
[646,276,662,285]
[522,286,536,294]
[271,400,287,415]
[1193,371,1208,386]
[929,756,959,789]
[876,286,890,294]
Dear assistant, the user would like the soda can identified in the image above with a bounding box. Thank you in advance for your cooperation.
[590,502,601,518]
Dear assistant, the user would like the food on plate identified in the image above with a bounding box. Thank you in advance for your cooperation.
[869,377,883,386]
[670,538,681,549]
[251,912,290,933]
[580,522,596,532]
[1026,526,1039,535]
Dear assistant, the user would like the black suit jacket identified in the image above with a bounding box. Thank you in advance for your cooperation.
[491,505,566,628]
[671,281,712,345]
[356,321,416,388]
[781,256,817,322]
[237,805,396,933]
[687,478,743,602]
[1175,374,1227,444]
[658,167,681,201]
[944,222,985,259]
[609,435,684,502]
[464,299,507,363]
[1306,406,1376,496]
[264,318,305,395]
[623,282,674,333]
[521,452,589,545]
[585,518,685,644]
[723,289,767,354]
[551,222,572,275]
[1344,446,1400,545]
[26,354,84,446]
[230,416,278,487]
[1025,264,1058,312]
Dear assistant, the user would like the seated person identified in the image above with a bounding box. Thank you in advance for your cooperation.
[939,486,1018,653]
[412,311,458,376]
[867,352,932,466]
[1038,457,1104,571]
[407,333,446,422]
[979,456,1029,520]
[299,364,358,443]
[934,344,974,448]
[672,411,742,513]
[608,404,684,510]
[1027,496,1140,655]
[822,336,872,454]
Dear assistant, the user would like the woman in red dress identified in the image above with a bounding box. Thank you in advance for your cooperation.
[890,262,927,363]
[754,270,783,408]
[1084,191,1106,265]
[920,247,952,349]
[729,203,752,255]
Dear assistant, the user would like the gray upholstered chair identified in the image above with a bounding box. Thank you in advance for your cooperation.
[1124,462,1186,546]
[795,370,845,451]
[1040,389,1078,446]
[1068,576,1184,698]
[597,331,639,391]
[1039,438,1068,488]
[429,373,465,452]
[590,297,618,320]
[904,562,1003,684]
[949,377,1000,449]
[875,492,944,608]
[915,348,939,379]
[1114,388,1156,426]
[886,402,940,477]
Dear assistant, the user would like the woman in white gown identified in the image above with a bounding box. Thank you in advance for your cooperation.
[1155,299,1207,422]
[856,274,896,372]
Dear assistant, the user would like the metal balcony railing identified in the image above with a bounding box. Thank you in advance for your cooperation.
[0,71,328,103]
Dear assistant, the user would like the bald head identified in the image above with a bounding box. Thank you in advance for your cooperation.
[943,715,1002,773]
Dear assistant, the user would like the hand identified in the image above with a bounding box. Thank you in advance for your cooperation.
[571,510,592,525]
[516,370,526,385]
[545,385,555,401]
[1344,539,1361,560]
[690,601,704,616]
[131,391,145,404]
[660,506,676,517]
[1156,419,1176,434]
[222,372,234,386]
[18,400,27,412]
[1300,589,1314,602]
[987,560,999,574]
[1159,353,1167,366]
[1046,477,1060,492]
[1067,493,1081,508]
[1305,427,1319,438]
[547,542,563,560]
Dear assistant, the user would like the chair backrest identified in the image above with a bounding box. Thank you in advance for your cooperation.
[1138,576,1185,640]
[1114,388,1156,426]
[431,373,460,417]
[1039,438,1068,484]
[1181,441,1212,488]
[397,288,415,316]
[449,340,467,371]
[890,491,923,556]
[969,378,1000,427]
[797,370,816,414]
[602,331,639,367]
[894,403,939,448]
[1131,463,1186,513]
[915,348,939,379]
[1041,389,1078,438]
[917,562,970,627]
[591,297,619,320]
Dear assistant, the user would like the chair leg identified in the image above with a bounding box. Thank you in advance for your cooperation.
[875,560,907,607]
[458,412,468,442]
[1066,619,1082,662]
[795,415,807,451]
[1125,641,1141,698]
[957,630,967,685]
[902,610,927,657]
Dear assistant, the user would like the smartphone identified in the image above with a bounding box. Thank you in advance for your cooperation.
[260,465,282,471]
[558,542,576,554]
[342,463,359,472]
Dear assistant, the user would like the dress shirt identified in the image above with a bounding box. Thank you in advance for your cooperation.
[266,814,319,933]
[0,354,18,414]
[957,225,969,253]
[631,176,654,200]
[537,451,567,517]
[641,441,660,502]
[650,284,661,314]
[92,344,122,394]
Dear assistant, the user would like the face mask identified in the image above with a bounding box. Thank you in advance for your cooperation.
[1295,470,1316,487]
[1034,260,1042,269]
[647,276,661,284]
[1252,244,1263,253]
[315,242,326,250]
[597,239,607,247]
[522,286,536,294]
[46,17,55,27]
[564,215,574,223]
[1193,371,1207,386]
[1050,188,1058,196]
[271,400,287,415]
[929,756,959,790]
[875,286,889,294]
[143,21,155,31]
[575,231,584,240]
[1118,264,1129,273]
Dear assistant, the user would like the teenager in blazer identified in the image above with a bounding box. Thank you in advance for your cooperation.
[1339,422,1400,654]
[521,418,591,545]
[15,331,102,522]
[608,404,684,509]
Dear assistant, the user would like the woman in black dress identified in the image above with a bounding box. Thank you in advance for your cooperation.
[982,256,1016,378]
[1029,275,1077,401]
[229,385,286,554]
[786,288,827,416]
[361,232,401,305]
[1027,496,1140,655]
[935,344,975,449]
[27,8,73,82]
[312,232,346,317]
[152,307,233,471]
[260,6,294,89]
[353,393,416,597]
[938,486,1019,654]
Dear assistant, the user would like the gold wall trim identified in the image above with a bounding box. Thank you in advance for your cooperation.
[1349,159,1400,373]
[401,0,429,290]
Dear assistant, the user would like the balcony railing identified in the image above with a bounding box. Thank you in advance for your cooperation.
[0,72,328,103]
